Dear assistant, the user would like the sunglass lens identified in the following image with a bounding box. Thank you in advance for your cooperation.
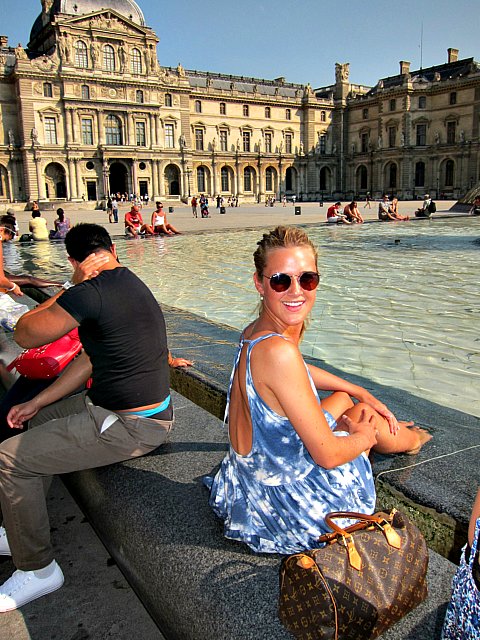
[269,273,291,292]
[299,272,320,291]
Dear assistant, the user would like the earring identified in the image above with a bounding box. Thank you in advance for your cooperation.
[260,295,263,301]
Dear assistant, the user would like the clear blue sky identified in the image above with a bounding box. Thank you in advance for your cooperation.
[1,0,478,87]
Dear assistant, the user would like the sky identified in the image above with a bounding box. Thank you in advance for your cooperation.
[1,0,478,88]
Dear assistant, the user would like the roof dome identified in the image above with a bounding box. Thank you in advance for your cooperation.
[52,0,145,25]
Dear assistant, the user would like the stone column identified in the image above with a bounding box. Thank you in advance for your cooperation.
[67,157,77,199]
[132,158,138,195]
[158,162,165,197]
[97,110,105,145]
[127,113,135,147]
[211,158,217,196]
[257,156,263,202]
[235,155,241,197]
[34,154,46,200]
[75,158,83,199]
[71,110,77,144]
[151,159,158,198]
[6,160,14,202]
[64,108,71,146]
[155,115,161,147]
[149,114,155,149]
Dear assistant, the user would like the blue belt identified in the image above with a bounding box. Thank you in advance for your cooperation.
[121,395,171,417]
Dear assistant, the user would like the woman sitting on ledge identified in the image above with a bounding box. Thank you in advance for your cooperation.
[206,226,431,554]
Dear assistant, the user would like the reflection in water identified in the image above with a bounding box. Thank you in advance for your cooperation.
[6,219,480,417]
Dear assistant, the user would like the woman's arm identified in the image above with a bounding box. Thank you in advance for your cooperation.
[0,240,22,295]
[251,339,377,468]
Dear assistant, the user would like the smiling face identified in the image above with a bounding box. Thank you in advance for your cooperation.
[254,246,318,334]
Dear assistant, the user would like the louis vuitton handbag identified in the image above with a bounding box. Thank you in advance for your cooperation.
[278,509,428,640]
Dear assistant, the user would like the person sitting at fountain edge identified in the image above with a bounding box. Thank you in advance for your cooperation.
[0,223,174,612]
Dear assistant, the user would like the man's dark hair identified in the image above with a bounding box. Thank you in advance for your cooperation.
[335,201,341,206]
[65,223,113,262]
[0,215,16,233]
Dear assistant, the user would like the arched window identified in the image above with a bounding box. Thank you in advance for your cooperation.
[265,167,273,191]
[81,84,90,100]
[265,107,271,118]
[136,90,144,104]
[105,114,122,145]
[131,48,142,74]
[244,167,253,191]
[320,111,326,122]
[219,102,226,115]
[75,41,88,68]
[195,100,202,113]
[43,82,53,98]
[197,166,206,192]
[103,45,115,72]
[164,93,172,107]
[415,161,425,187]
[445,160,454,187]
[221,167,229,192]
[243,104,249,117]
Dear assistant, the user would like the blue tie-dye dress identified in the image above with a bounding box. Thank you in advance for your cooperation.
[206,333,376,554]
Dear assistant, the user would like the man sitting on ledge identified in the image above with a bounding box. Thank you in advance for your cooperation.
[0,223,173,611]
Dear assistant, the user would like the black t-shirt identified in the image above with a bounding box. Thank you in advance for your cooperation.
[57,267,170,410]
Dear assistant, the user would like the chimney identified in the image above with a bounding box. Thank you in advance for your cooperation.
[0,36,8,48]
[447,48,459,63]
[399,61,410,75]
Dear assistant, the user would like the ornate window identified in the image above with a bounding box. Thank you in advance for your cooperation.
[265,167,273,191]
[285,133,292,153]
[44,117,57,144]
[165,93,172,107]
[131,48,142,74]
[195,100,202,113]
[43,82,53,98]
[414,161,425,187]
[445,160,454,186]
[244,167,253,191]
[197,166,206,192]
[418,96,426,109]
[446,121,456,144]
[105,114,122,145]
[136,90,144,104]
[219,130,228,151]
[103,45,115,72]
[242,130,251,152]
[75,41,88,68]
[243,104,249,117]
[221,167,229,191]
[388,163,397,189]
[388,126,396,148]
[81,84,90,100]
[416,124,426,146]
[319,134,326,155]
[361,132,369,152]
[165,123,174,147]
[285,108,291,120]
[81,118,93,145]
[265,107,271,118]
[219,102,226,115]
[136,121,146,146]
[265,132,272,153]
[195,128,204,150]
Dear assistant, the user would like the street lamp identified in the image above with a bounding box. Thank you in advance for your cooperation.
[185,168,191,197]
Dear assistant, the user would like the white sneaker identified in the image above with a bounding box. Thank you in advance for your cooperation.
[0,527,11,556]
[0,562,64,612]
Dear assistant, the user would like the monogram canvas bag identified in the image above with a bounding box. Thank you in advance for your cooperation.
[279,510,428,640]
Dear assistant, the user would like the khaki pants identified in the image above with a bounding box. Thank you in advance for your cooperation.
[0,391,173,571]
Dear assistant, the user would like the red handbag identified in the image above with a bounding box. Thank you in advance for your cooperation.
[7,329,82,379]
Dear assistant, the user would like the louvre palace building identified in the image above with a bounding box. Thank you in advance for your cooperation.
[0,0,479,205]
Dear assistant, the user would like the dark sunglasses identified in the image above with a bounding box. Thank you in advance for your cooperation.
[263,271,320,292]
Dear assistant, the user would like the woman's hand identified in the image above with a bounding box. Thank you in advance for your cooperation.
[341,409,378,450]
[72,253,109,284]
[7,398,42,429]
[169,356,193,368]
[354,388,400,435]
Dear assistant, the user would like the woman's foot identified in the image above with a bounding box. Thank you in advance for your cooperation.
[404,426,432,455]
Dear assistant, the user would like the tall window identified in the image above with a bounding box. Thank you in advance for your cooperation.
[195,100,202,113]
[285,108,291,120]
[81,118,93,145]
[103,45,115,72]
[265,167,273,191]
[136,90,144,104]
[449,92,457,105]
[445,160,454,186]
[221,167,229,192]
[319,134,326,155]
[361,132,369,152]
[219,130,228,151]
[285,133,292,153]
[197,166,206,192]
[388,164,397,188]
[131,48,142,74]
[44,117,57,144]
[446,121,456,144]
[389,99,396,112]
[388,126,396,148]
[164,93,172,107]
[136,121,146,146]
[243,104,249,117]
[195,128,204,151]
[165,123,174,147]
[265,132,272,153]
[362,108,369,119]
[418,96,426,109]
[81,84,90,100]
[244,167,252,191]
[321,111,326,122]
[414,161,425,187]
[105,114,122,145]
[242,130,251,152]
[265,107,271,118]
[416,124,426,146]
[75,40,88,68]
[43,82,53,98]
[219,102,226,115]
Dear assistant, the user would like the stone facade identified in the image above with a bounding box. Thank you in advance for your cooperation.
[0,3,479,205]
